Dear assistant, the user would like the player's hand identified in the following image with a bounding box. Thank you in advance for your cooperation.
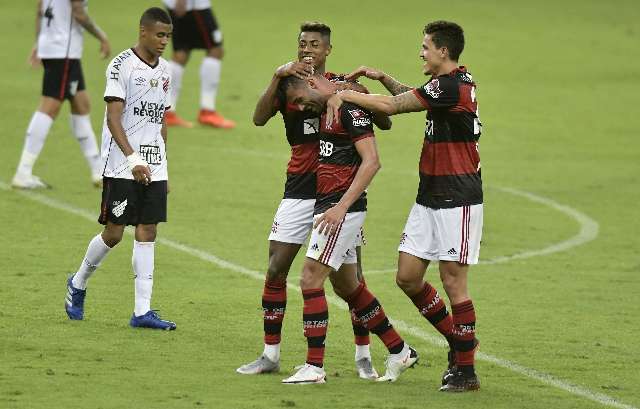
[346,66,385,82]
[99,37,111,59]
[275,61,314,79]
[325,93,344,128]
[314,205,347,236]
[28,46,41,68]
[132,165,152,185]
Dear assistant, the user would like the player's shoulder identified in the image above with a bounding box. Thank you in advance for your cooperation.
[158,56,171,72]
[342,101,372,117]
[341,102,373,129]
[107,48,135,72]
[452,66,475,85]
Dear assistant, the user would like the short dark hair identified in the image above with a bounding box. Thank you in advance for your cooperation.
[424,21,464,61]
[276,75,307,103]
[140,7,172,26]
[300,21,331,44]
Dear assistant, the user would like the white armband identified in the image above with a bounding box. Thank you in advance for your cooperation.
[126,152,148,171]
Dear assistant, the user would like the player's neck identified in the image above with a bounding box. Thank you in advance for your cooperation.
[315,64,326,75]
[133,44,159,66]
[435,61,459,76]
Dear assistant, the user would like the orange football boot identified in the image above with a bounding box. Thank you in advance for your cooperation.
[197,109,236,129]
[164,111,194,128]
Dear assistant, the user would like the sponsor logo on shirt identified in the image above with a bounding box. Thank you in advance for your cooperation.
[303,118,319,135]
[319,140,334,157]
[134,77,146,86]
[112,200,127,217]
[424,79,444,99]
[109,50,132,80]
[133,101,165,124]
[139,145,162,165]
[348,109,371,127]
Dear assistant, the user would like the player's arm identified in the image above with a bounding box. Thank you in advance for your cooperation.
[315,136,381,235]
[346,66,413,96]
[253,61,314,126]
[337,81,392,130]
[325,90,423,127]
[29,0,43,67]
[70,0,110,59]
[105,100,151,185]
[161,118,168,144]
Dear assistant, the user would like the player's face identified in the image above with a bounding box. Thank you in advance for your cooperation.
[298,32,331,69]
[140,22,173,57]
[286,84,324,113]
[420,34,444,75]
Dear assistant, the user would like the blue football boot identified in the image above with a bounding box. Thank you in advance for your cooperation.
[130,310,176,330]
[65,275,86,320]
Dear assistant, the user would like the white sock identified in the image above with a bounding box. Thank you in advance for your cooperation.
[199,56,221,111]
[16,111,53,176]
[132,240,155,317]
[70,114,101,177]
[73,234,111,290]
[263,344,280,362]
[355,344,371,361]
[168,60,184,112]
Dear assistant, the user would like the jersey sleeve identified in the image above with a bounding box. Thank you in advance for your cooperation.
[341,103,375,142]
[104,57,128,102]
[412,76,459,110]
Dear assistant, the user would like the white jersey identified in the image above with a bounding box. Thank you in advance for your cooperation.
[37,0,85,59]
[162,0,211,11]
[101,48,171,181]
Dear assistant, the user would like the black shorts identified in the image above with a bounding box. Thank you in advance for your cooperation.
[42,59,86,100]
[98,178,168,226]
[168,8,223,51]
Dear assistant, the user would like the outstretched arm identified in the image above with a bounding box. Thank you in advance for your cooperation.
[337,80,392,130]
[253,61,313,126]
[325,90,424,127]
[346,66,413,96]
[71,0,110,59]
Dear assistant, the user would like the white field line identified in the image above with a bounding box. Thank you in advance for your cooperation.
[0,182,632,409]
[365,186,600,275]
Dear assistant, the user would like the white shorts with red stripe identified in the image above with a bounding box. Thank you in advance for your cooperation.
[306,211,366,270]
[398,203,483,265]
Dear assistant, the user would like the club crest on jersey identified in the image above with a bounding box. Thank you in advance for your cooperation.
[348,109,371,127]
[162,76,170,93]
[150,78,159,88]
[139,145,162,165]
[303,118,319,135]
[424,79,444,99]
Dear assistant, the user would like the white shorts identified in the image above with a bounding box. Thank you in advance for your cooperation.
[306,211,366,270]
[268,199,314,244]
[398,203,483,265]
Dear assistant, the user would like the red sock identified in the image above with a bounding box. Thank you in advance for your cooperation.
[303,288,328,367]
[262,278,286,345]
[347,283,403,354]
[451,300,477,367]
[350,279,370,345]
[410,282,454,340]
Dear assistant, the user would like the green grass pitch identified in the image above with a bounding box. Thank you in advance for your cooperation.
[0,1,639,408]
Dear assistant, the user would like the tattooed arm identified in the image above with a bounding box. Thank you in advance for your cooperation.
[325,90,424,126]
[345,66,413,96]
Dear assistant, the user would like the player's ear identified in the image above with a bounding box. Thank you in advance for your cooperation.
[325,44,332,57]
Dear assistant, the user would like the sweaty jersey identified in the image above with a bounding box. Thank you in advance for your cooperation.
[412,66,482,209]
[37,0,85,59]
[315,102,375,215]
[162,0,211,10]
[101,48,171,181]
[277,72,345,200]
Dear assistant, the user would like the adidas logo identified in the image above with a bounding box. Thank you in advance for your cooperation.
[447,248,457,255]
[112,199,127,217]
[311,243,319,251]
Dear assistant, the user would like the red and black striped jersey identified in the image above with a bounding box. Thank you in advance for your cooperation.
[275,72,343,200]
[314,102,375,215]
[412,66,483,209]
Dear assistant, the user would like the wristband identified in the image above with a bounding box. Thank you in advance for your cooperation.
[126,152,148,171]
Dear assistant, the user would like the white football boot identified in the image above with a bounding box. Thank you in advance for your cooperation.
[281,363,326,385]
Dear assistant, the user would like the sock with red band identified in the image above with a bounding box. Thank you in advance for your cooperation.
[347,283,404,354]
[262,278,286,361]
[410,282,454,342]
[452,299,477,374]
[303,288,329,367]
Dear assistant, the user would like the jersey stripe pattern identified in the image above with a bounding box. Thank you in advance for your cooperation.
[314,102,374,215]
[100,49,171,181]
[412,66,482,209]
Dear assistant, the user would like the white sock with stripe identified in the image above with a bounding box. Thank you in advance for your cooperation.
[16,111,53,176]
[133,240,155,317]
[70,114,101,178]
[73,234,111,290]
[199,56,221,111]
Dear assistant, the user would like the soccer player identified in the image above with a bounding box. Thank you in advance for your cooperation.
[326,21,482,392]
[161,0,235,129]
[236,22,389,380]
[12,0,110,189]
[64,7,176,330]
[278,74,417,384]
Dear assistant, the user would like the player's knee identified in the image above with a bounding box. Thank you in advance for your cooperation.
[136,225,157,242]
[395,274,419,295]
[101,230,123,248]
[266,262,288,282]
